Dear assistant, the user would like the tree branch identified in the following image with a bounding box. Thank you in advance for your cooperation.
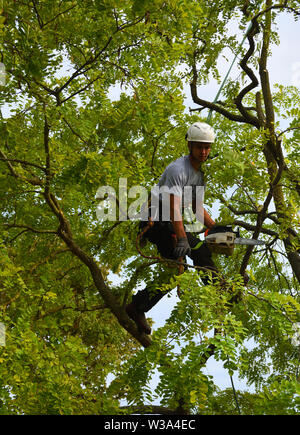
[259,0,276,140]
[0,147,44,186]
[234,18,260,127]
[42,186,152,348]
[2,223,57,235]
[42,4,78,28]
[252,1,300,21]
[0,156,46,172]
[247,290,293,324]
[119,405,180,415]
[55,16,146,101]
[233,220,278,237]
[62,117,89,146]
[29,248,70,273]
[278,125,300,138]
[239,159,285,274]
[43,111,51,193]
[190,64,247,124]
[31,0,44,29]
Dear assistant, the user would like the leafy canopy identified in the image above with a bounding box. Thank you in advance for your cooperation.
[0,0,299,415]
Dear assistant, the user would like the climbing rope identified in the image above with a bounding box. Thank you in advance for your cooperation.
[206,22,253,125]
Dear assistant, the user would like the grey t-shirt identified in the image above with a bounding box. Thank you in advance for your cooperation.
[145,155,205,221]
[156,155,205,199]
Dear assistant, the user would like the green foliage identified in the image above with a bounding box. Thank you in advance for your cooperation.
[0,0,299,415]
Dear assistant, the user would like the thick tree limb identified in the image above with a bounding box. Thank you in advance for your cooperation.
[233,220,278,237]
[40,185,152,348]
[239,158,284,275]
[190,14,260,128]
[259,0,276,139]
[190,74,247,125]
[234,18,260,127]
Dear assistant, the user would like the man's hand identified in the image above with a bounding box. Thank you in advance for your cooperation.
[174,237,191,258]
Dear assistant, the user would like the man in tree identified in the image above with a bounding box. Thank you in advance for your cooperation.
[126,122,218,334]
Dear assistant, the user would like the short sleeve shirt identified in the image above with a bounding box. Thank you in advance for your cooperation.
[140,156,205,221]
[154,155,205,202]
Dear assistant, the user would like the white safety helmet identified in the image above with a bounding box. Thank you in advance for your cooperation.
[186,122,215,143]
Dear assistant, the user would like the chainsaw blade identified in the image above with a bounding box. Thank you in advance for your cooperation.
[234,237,265,246]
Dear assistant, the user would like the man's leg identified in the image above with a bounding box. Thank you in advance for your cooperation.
[186,232,219,285]
[130,264,175,313]
[126,222,178,334]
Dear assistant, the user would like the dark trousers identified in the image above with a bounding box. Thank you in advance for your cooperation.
[132,221,218,312]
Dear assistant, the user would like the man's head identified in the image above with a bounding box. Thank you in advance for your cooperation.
[186,122,215,163]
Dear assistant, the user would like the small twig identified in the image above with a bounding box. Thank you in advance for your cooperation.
[32,0,44,28]
[29,248,70,273]
[0,157,46,172]
[2,223,57,235]
[1,229,29,245]
[234,180,259,211]
[277,126,300,138]
[247,290,293,323]
[42,4,78,28]
[252,2,300,22]
[62,117,89,146]
[0,148,43,186]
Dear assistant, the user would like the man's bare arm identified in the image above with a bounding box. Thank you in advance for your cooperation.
[171,196,215,239]
[204,209,215,229]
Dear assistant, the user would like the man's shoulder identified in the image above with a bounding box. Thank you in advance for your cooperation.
[164,156,188,174]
